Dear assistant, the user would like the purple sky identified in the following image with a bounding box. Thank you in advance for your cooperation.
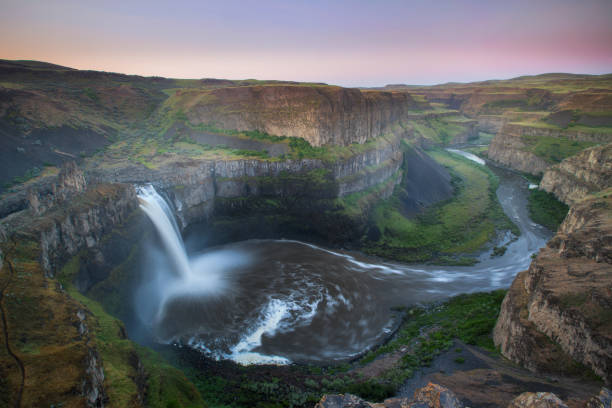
[2,0,611,86]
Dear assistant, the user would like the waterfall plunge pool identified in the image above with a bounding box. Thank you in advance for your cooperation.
[134,160,550,365]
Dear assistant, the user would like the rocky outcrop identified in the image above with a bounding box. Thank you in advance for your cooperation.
[447,118,478,144]
[26,160,87,214]
[401,147,453,215]
[169,85,426,146]
[494,190,612,384]
[81,132,412,227]
[488,124,553,175]
[585,388,612,408]
[540,143,612,205]
[477,115,508,134]
[488,123,611,175]
[315,383,463,408]
[1,183,138,277]
[507,392,568,408]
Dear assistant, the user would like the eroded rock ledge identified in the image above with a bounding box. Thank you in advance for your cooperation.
[171,85,427,146]
[494,190,612,385]
[488,123,611,176]
[541,143,612,206]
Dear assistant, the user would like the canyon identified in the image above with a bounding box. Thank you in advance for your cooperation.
[1,61,611,407]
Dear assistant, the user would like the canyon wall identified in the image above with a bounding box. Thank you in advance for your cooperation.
[493,189,612,384]
[167,85,426,146]
[487,124,550,175]
[540,143,612,206]
[81,133,407,228]
[488,123,611,175]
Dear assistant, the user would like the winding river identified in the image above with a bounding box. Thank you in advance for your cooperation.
[136,150,550,365]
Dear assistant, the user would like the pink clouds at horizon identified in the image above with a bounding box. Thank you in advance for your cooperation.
[1,0,611,87]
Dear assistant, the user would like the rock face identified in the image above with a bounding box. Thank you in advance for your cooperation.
[494,190,612,384]
[82,133,447,230]
[540,143,612,205]
[585,388,612,408]
[315,382,463,408]
[401,147,453,215]
[488,124,550,175]
[507,392,568,408]
[488,123,611,176]
[26,160,88,214]
[2,182,138,277]
[171,85,425,146]
[477,114,508,134]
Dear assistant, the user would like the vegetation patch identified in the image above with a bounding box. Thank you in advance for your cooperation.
[520,134,597,164]
[412,118,467,145]
[58,256,205,408]
[362,149,518,264]
[527,189,569,230]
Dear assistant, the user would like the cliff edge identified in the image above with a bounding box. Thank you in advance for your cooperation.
[494,189,612,385]
[540,143,612,206]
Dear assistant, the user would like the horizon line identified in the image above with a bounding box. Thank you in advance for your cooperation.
[3,57,612,89]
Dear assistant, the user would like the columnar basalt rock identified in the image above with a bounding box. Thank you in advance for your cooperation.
[477,115,508,134]
[540,143,612,206]
[173,85,425,146]
[494,190,612,385]
[27,183,138,277]
[488,124,553,175]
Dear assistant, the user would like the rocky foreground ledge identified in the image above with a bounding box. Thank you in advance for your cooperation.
[315,383,612,408]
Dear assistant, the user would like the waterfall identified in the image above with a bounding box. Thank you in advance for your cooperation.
[137,184,192,278]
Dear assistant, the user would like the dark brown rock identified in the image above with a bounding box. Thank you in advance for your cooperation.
[507,392,568,408]
[585,387,612,408]
[315,383,463,408]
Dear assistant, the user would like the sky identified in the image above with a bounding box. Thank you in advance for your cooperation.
[1,0,612,87]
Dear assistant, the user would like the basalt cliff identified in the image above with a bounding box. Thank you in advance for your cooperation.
[166,85,427,146]
[494,143,612,386]
[540,143,612,205]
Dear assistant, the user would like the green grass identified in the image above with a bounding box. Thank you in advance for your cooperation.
[511,121,561,129]
[187,122,402,163]
[357,290,506,389]
[412,118,467,145]
[462,145,488,156]
[58,256,205,408]
[567,124,612,133]
[474,132,495,144]
[362,291,506,363]
[528,189,569,230]
[362,149,518,264]
[520,134,598,164]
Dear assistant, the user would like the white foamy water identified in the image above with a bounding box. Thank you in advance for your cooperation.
[228,299,292,365]
[446,148,486,165]
[138,185,192,279]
